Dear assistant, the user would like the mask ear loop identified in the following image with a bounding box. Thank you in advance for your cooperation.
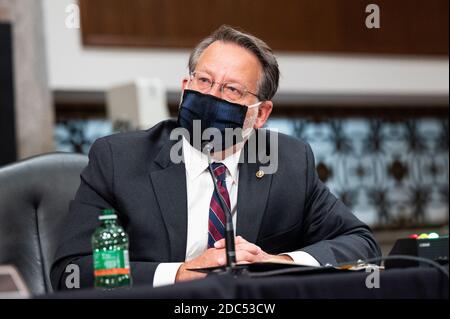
[242,101,263,139]
[247,101,263,109]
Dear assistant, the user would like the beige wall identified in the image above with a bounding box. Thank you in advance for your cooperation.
[0,0,54,159]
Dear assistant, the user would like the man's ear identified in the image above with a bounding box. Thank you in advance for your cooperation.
[181,78,189,91]
[254,101,273,129]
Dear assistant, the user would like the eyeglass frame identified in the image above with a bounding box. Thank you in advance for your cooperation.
[188,71,262,103]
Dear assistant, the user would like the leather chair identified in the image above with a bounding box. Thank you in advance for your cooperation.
[0,153,87,296]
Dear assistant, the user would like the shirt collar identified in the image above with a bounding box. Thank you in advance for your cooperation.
[182,137,241,183]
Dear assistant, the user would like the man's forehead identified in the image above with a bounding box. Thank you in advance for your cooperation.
[195,41,262,85]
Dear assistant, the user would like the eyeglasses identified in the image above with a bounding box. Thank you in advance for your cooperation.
[189,71,260,103]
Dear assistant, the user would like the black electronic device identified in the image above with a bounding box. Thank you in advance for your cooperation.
[385,235,448,269]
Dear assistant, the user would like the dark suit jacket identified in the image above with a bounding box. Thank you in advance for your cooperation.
[51,119,380,290]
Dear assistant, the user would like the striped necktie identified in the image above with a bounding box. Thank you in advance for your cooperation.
[207,162,230,248]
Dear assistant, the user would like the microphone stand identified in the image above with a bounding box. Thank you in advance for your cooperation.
[201,143,244,276]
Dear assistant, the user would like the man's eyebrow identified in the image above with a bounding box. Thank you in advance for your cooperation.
[197,66,214,77]
[200,66,245,85]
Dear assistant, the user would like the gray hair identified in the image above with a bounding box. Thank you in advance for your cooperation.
[188,25,279,101]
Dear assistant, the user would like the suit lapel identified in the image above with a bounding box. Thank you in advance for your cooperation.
[236,130,273,243]
[149,139,188,261]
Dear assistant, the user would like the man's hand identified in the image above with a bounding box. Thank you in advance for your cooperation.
[176,236,293,283]
[214,236,293,265]
[175,247,226,282]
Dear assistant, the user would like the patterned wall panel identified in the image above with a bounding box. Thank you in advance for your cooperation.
[267,117,449,228]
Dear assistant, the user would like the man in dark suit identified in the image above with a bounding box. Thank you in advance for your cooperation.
[51,25,380,289]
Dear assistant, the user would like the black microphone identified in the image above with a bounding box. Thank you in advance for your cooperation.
[202,142,237,270]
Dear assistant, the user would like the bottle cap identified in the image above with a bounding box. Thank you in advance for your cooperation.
[102,208,115,215]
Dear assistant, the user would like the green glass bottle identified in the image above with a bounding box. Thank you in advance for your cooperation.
[92,208,132,289]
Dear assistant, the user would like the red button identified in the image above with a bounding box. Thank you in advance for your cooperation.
[409,234,419,239]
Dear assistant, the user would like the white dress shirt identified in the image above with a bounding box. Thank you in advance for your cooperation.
[153,137,319,287]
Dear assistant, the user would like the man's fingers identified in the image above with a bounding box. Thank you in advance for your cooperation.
[214,237,260,258]
[214,236,248,248]
[214,236,248,249]
[217,256,226,265]
[235,236,246,244]
[236,250,257,263]
[235,243,261,255]
[215,242,262,265]
[214,239,226,248]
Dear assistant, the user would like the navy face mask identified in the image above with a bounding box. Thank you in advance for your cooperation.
[177,89,255,152]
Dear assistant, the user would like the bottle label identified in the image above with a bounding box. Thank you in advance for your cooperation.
[93,249,130,277]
